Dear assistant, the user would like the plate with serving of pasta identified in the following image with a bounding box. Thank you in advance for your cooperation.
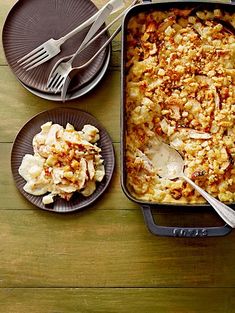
[11,108,115,212]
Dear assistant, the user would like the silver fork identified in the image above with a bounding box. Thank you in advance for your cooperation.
[17,0,124,71]
[47,0,139,97]
[47,2,118,93]
[60,25,122,102]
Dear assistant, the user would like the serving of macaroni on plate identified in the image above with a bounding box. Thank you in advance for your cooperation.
[125,8,235,203]
[19,122,105,204]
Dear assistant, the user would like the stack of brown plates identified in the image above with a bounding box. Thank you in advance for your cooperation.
[2,0,111,101]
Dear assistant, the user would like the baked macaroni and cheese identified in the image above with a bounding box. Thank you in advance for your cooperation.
[125,8,235,203]
[19,122,105,204]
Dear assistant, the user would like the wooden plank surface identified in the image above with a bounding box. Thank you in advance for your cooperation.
[0,67,121,143]
[0,288,235,313]
[1,209,235,288]
[1,0,235,312]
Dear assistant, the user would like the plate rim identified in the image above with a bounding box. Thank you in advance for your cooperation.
[2,0,110,95]
[19,45,111,101]
[11,107,115,213]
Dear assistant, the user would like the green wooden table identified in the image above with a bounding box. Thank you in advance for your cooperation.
[1,1,235,312]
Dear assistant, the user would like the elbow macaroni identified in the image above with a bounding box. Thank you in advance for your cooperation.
[125,8,235,203]
[19,122,105,204]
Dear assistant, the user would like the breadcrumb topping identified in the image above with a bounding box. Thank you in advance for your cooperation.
[125,8,235,203]
[19,122,105,204]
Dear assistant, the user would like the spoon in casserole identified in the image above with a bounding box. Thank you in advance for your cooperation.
[147,141,235,228]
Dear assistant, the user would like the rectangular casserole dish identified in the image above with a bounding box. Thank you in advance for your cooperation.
[121,0,235,237]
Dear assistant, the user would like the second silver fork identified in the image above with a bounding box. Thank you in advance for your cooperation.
[47,0,139,97]
[60,25,121,102]
[47,2,114,93]
[17,0,124,70]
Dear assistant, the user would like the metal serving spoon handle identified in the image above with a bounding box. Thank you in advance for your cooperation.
[182,173,235,228]
[149,140,235,228]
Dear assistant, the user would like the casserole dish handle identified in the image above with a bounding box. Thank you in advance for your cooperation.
[141,205,232,237]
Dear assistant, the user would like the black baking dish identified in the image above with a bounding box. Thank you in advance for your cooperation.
[121,0,235,237]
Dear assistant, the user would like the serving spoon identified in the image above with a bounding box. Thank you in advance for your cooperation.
[147,141,235,228]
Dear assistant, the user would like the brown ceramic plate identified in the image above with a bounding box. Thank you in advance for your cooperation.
[2,0,109,94]
[11,108,115,213]
[19,46,111,101]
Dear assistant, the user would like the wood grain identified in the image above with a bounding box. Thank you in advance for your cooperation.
[0,0,16,64]
[0,288,235,313]
[0,67,121,143]
[1,0,235,312]
[1,209,235,288]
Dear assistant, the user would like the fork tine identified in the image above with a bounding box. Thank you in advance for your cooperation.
[47,74,65,93]
[17,46,45,64]
[24,53,50,71]
[47,73,60,90]
[19,49,46,67]
[47,68,59,88]
[54,77,66,94]
[61,76,71,102]
[22,50,48,69]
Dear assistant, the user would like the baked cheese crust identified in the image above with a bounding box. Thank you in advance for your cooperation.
[125,8,235,203]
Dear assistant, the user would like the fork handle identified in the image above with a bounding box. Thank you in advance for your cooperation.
[78,24,122,70]
[69,4,114,64]
[57,0,122,45]
[61,25,121,101]
[76,0,141,68]
[57,11,99,45]
[66,0,139,61]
